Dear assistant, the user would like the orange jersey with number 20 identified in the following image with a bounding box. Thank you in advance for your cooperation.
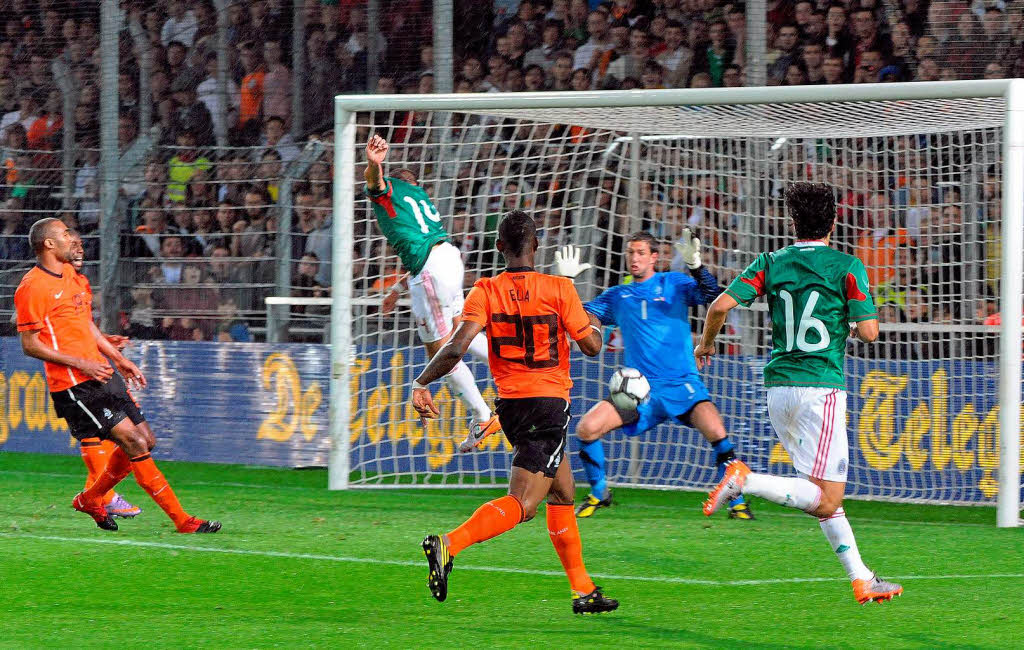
[461,268,592,400]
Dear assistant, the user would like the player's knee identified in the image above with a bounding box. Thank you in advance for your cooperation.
[576,418,600,442]
[814,495,843,518]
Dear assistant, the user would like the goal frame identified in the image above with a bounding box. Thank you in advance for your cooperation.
[331,81,1024,528]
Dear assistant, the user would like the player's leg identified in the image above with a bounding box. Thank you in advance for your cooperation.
[103,378,147,518]
[79,437,117,506]
[75,398,219,533]
[574,400,623,516]
[683,400,752,519]
[546,461,619,613]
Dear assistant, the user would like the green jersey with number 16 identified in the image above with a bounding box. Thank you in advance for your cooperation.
[724,241,877,390]
[366,177,448,276]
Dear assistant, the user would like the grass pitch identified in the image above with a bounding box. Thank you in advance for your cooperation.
[0,452,1021,648]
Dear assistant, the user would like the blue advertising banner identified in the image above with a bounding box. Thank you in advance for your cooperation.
[1,337,1020,504]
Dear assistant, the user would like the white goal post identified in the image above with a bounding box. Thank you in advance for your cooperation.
[330,81,1023,528]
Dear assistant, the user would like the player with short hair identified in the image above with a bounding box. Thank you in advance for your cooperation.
[364,134,500,452]
[412,210,618,615]
[697,182,903,604]
[558,230,752,519]
[14,217,219,533]
[67,231,143,519]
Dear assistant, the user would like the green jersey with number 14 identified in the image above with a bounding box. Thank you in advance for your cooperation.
[724,241,877,389]
[366,177,448,276]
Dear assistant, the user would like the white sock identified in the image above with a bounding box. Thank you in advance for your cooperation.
[444,361,492,422]
[744,473,823,512]
[818,508,873,581]
[466,332,489,364]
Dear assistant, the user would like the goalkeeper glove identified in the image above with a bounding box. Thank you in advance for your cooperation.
[674,228,702,269]
[554,245,592,279]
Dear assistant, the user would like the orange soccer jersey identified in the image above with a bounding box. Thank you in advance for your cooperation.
[461,268,593,400]
[13,264,104,392]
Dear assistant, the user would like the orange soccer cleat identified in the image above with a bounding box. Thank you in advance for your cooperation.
[703,459,751,516]
[852,574,904,604]
[177,516,222,534]
[457,414,502,453]
[72,492,118,531]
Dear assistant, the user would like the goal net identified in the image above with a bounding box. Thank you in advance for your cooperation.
[330,83,1022,523]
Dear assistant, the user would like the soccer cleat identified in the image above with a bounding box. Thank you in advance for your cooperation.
[728,501,755,520]
[177,516,222,534]
[105,493,142,519]
[575,491,613,518]
[457,414,502,453]
[852,574,903,604]
[572,586,620,615]
[72,492,118,531]
[422,535,454,602]
[703,459,751,516]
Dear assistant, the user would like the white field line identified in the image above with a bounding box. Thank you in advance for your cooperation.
[2,532,1022,587]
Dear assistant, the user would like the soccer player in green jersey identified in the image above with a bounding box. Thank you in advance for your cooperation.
[364,135,501,449]
[696,182,903,604]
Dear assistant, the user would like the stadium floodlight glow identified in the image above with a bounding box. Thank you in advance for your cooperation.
[331,81,1022,527]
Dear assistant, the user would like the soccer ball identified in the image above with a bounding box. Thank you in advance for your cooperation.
[608,368,650,411]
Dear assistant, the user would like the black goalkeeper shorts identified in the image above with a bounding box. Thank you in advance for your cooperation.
[495,396,570,479]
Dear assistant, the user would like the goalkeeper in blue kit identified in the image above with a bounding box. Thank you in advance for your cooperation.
[554,231,752,519]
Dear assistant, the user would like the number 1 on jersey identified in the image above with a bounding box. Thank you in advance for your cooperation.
[779,289,830,352]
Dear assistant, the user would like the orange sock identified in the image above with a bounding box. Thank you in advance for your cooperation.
[446,495,524,556]
[130,453,191,528]
[79,439,113,505]
[81,446,133,505]
[99,440,119,505]
[547,504,595,595]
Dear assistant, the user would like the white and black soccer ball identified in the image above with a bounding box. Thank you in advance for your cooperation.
[608,367,651,411]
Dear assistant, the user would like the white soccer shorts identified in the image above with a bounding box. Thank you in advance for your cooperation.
[766,386,849,483]
[407,242,466,343]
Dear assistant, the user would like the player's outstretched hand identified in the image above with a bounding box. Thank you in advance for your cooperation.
[366,134,389,164]
[693,342,716,370]
[674,228,702,269]
[116,359,148,390]
[554,245,592,279]
[411,387,440,426]
[79,359,114,383]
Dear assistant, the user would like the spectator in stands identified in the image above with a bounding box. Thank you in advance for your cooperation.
[875,244,924,311]
[854,50,885,83]
[916,58,941,82]
[697,20,736,86]
[197,51,239,141]
[604,26,650,85]
[722,64,742,87]
[215,297,252,342]
[162,0,198,48]
[850,7,892,70]
[571,67,592,90]
[0,195,29,264]
[524,19,564,71]
[767,23,800,84]
[656,19,693,88]
[191,207,217,254]
[125,286,162,340]
[157,235,186,284]
[25,53,54,97]
[922,202,966,311]
[640,60,665,89]
[168,70,215,146]
[166,40,193,86]
[524,64,546,90]
[801,42,825,84]
[305,161,332,203]
[594,18,631,85]
[304,199,333,286]
[256,149,283,202]
[549,51,574,90]
[574,10,612,72]
[825,5,852,62]
[262,39,291,128]
[236,40,265,144]
[239,185,274,258]
[854,192,910,287]
[0,89,38,137]
[260,115,300,164]
[167,129,212,203]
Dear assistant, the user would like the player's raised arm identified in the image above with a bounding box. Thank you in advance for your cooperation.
[675,229,723,304]
[364,134,389,192]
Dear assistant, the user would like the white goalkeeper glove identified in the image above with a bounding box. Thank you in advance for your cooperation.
[554,245,592,279]
[674,228,702,270]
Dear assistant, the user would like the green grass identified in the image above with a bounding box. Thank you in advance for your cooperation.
[0,452,1022,649]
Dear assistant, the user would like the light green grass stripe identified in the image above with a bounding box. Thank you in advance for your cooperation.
[3,532,1022,587]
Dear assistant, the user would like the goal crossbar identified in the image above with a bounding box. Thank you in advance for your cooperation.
[331,81,1024,527]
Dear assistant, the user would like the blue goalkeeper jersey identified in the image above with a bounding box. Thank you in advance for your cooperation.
[585,270,722,381]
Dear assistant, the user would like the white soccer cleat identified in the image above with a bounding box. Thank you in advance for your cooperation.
[458,414,502,453]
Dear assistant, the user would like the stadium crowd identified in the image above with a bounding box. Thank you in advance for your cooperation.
[0,0,1012,347]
